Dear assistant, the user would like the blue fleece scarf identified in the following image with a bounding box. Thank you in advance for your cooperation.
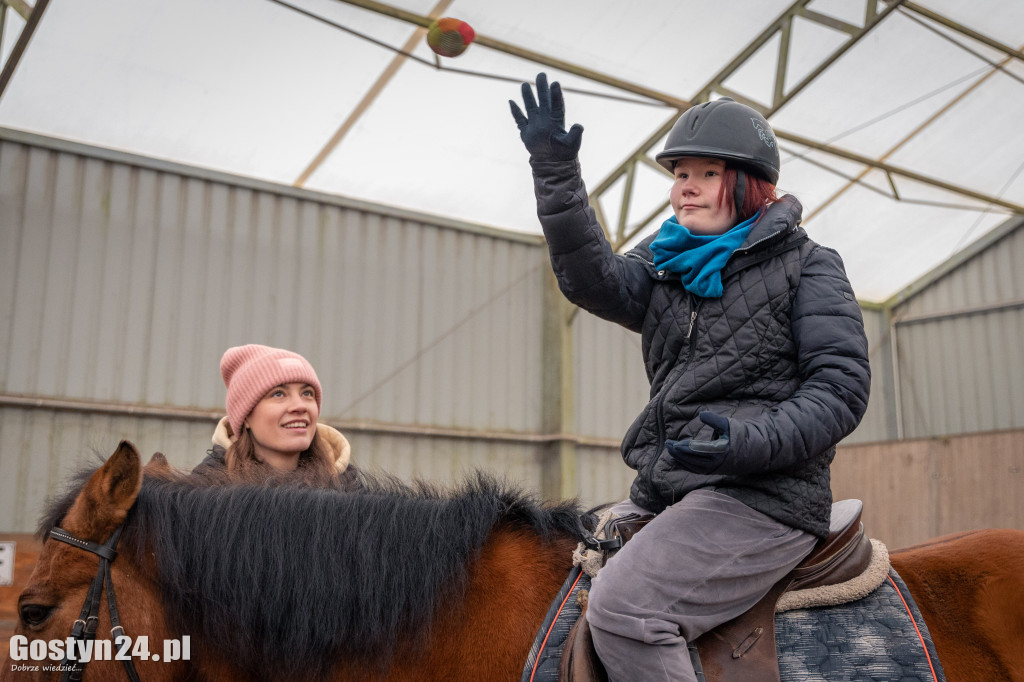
[649,210,761,298]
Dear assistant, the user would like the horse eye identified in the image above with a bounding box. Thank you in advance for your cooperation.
[20,603,54,627]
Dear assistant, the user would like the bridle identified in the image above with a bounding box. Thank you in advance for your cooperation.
[48,524,142,682]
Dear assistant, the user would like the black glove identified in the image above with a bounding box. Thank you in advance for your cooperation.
[665,412,731,475]
[509,72,583,162]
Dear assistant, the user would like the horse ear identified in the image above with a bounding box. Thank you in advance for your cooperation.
[101,441,144,507]
[144,451,172,477]
[62,440,143,541]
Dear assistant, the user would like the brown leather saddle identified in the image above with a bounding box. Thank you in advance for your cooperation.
[560,499,872,682]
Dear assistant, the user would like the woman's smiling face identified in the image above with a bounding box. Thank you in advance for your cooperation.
[244,382,319,470]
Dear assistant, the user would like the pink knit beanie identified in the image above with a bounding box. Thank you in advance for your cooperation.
[220,344,322,435]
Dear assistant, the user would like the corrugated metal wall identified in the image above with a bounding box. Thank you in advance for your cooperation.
[3,128,1022,536]
[844,306,895,444]
[573,310,648,441]
[572,310,649,503]
[0,139,547,430]
[888,217,1024,439]
[0,407,217,532]
[0,131,561,532]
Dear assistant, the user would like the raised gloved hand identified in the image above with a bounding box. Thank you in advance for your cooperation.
[665,412,731,475]
[509,72,583,162]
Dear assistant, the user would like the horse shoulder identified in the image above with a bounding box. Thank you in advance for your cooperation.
[374,525,577,681]
[891,528,1024,682]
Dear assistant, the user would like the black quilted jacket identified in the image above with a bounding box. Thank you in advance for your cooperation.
[531,158,871,538]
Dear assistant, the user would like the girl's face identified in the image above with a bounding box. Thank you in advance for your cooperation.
[670,157,736,235]
[245,382,319,471]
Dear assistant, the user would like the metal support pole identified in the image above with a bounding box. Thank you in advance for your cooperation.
[889,312,905,440]
[540,263,578,500]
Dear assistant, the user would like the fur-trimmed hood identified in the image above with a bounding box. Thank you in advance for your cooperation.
[211,416,352,473]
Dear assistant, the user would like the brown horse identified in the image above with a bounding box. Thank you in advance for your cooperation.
[3,441,1024,681]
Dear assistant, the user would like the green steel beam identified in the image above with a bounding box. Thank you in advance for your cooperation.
[332,0,1024,238]
[0,0,47,102]
[779,129,1024,214]
[6,0,33,21]
[333,0,690,109]
[598,0,908,249]
[804,51,1022,222]
[899,1,1024,62]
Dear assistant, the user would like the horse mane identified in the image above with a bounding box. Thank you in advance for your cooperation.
[39,464,588,681]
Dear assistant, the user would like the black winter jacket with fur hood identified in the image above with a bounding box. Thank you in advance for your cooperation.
[531,158,871,538]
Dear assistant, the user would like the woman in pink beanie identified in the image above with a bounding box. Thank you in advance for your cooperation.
[193,344,356,486]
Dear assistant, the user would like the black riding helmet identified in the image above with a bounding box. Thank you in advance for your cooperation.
[655,98,780,185]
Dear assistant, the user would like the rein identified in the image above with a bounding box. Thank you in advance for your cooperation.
[48,525,142,682]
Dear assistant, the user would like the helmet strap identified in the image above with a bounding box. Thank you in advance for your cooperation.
[733,168,746,219]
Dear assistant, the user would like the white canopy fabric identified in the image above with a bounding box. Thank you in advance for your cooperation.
[2,0,1022,302]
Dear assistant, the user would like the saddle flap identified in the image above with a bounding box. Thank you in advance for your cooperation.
[692,580,786,682]
[559,603,607,682]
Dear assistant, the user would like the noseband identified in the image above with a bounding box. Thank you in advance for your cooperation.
[48,525,142,682]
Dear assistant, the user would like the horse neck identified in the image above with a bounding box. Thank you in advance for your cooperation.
[362,524,578,681]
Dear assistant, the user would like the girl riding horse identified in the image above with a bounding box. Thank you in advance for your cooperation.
[510,73,871,682]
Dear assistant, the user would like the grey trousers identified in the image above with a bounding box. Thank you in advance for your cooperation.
[586,489,818,682]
